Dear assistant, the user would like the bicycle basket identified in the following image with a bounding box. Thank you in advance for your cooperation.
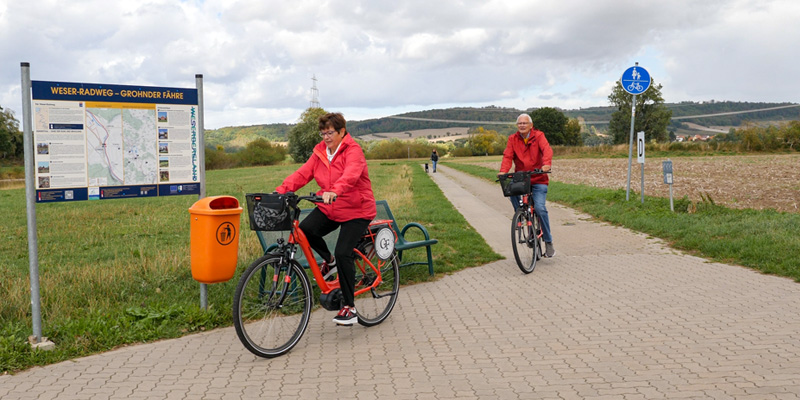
[245,193,292,231]
[498,171,531,197]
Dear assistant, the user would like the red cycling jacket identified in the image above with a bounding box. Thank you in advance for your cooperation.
[276,133,377,222]
[499,128,553,185]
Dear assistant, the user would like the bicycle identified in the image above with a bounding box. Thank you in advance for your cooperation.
[497,170,549,274]
[233,192,400,358]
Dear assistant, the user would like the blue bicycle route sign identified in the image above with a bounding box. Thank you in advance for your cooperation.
[621,65,651,95]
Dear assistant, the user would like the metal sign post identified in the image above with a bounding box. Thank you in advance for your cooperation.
[637,131,645,203]
[622,62,651,201]
[196,74,208,310]
[663,160,674,212]
[20,63,48,348]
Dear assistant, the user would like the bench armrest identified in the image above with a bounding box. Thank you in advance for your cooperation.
[400,222,432,241]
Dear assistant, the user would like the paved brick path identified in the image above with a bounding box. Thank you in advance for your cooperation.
[2,164,800,399]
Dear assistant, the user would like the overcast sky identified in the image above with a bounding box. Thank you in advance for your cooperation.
[2,0,799,129]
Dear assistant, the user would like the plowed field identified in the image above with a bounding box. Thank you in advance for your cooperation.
[475,154,800,213]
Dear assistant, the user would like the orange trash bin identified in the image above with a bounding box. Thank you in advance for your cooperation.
[188,195,243,283]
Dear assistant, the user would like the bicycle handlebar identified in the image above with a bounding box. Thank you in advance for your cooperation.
[495,169,551,182]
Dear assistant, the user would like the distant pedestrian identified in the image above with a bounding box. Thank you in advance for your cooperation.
[430,149,439,173]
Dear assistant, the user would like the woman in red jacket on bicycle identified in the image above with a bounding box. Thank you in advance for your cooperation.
[275,112,377,326]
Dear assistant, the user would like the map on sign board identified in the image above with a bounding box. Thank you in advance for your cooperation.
[30,81,201,203]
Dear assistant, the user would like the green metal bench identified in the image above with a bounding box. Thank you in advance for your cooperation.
[254,200,437,276]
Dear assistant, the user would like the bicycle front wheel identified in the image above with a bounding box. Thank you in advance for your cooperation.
[511,209,537,274]
[233,254,312,358]
[353,243,400,327]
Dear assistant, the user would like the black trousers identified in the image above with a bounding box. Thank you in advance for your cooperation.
[299,208,371,308]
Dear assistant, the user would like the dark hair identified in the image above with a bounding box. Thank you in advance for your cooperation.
[318,112,346,132]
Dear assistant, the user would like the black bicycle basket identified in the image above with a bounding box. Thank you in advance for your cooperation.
[498,171,532,197]
[245,193,292,231]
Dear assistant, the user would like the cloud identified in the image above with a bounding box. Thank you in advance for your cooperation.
[1,0,799,128]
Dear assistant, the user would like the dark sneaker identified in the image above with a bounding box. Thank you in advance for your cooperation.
[320,258,337,281]
[545,242,556,258]
[333,306,358,326]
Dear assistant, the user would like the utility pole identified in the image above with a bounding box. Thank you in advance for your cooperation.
[310,75,320,108]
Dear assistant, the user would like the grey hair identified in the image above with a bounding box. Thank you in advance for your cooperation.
[516,113,532,123]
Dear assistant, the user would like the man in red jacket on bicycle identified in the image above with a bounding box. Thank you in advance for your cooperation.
[499,113,555,258]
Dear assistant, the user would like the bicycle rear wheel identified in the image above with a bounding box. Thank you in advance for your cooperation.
[233,254,312,358]
[353,243,400,327]
[511,209,537,274]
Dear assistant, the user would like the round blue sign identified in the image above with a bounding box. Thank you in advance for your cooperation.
[621,65,651,95]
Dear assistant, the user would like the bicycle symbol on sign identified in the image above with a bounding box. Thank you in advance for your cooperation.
[626,67,643,92]
[627,82,644,92]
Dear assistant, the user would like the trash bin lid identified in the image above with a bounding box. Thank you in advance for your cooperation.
[189,195,243,215]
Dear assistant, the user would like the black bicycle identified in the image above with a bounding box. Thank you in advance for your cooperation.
[498,170,549,274]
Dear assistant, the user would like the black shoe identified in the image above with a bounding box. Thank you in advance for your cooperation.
[545,242,556,258]
[320,258,337,281]
[333,306,358,326]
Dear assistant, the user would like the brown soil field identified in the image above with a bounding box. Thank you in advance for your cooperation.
[475,154,800,213]
[359,127,470,142]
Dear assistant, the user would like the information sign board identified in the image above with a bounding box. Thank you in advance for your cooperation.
[30,81,200,202]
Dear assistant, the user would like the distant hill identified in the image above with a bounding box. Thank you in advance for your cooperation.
[205,101,800,150]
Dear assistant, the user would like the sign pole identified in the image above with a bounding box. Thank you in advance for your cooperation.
[641,159,645,204]
[626,94,636,201]
[621,62,650,201]
[20,62,44,344]
[637,131,645,204]
[663,159,674,212]
[196,74,208,310]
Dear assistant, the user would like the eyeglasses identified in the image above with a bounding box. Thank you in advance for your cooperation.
[319,130,337,137]
[517,122,531,126]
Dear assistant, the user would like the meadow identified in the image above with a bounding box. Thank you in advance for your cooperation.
[0,161,500,373]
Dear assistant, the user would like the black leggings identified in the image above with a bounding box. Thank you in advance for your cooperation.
[299,208,370,308]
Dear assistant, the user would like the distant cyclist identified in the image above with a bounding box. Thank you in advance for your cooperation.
[498,113,556,258]
[275,112,376,325]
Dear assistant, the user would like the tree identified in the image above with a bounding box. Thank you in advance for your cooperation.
[0,105,23,159]
[529,107,567,145]
[238,138,286,166]
[468,127,505,155]
[287,107,327,163]
[563,118,583,146]
[607,79,672,144]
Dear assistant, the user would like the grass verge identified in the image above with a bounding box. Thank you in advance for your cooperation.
[443,161,800,281]
[0,161,499,373]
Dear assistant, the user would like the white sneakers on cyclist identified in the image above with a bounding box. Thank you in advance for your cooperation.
[545,242,556,258]
[320,257,337,281]
[333,306,358,326]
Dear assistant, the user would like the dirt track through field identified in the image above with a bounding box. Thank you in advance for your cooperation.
[476,154,800,213]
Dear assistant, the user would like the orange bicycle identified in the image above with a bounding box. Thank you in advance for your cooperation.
[233,192,400,358]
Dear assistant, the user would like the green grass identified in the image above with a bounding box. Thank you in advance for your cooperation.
[443,161,800,281]
[0,160,499,373]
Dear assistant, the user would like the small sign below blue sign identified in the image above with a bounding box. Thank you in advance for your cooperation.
[621,65,651,95]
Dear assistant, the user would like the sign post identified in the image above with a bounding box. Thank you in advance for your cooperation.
[663,159,674,212]
[622,62,651,201]
[637,131,645,203]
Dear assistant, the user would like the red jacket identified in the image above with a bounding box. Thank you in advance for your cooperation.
[276,133,377,222]
[499,128,553,185]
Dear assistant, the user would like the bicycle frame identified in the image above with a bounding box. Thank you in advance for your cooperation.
[273,196,395,298]
[520,194,543,241]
